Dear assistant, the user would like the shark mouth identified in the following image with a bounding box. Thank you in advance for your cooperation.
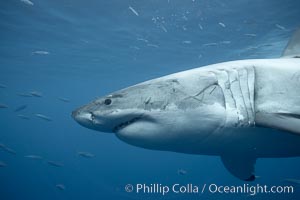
[113,117,142,132]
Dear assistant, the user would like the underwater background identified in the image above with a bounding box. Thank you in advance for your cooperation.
[1,0,300,199]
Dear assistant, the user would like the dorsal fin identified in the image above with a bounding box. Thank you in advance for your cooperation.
[282,28,300,58]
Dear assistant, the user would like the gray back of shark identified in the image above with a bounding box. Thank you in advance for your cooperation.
[72,29,300,181]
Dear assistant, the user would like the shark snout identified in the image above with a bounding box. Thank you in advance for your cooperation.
[71,106,115,133]
[71,108,79,119]
[72,108,93,127]
[72,107,86,121]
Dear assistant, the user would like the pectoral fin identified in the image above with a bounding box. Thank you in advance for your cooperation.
[256,112,300,135]
[221,154,256,181]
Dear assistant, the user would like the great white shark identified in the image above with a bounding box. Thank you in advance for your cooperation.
[72,29,300,181]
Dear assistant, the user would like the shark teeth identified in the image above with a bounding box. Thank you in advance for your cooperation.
[113,117,141,132]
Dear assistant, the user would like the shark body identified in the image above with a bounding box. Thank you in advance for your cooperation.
[72,30,300,181]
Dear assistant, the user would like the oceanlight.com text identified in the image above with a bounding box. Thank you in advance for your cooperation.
[124,183,294,196]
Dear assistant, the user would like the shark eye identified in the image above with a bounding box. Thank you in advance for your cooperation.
[104,98,112,105]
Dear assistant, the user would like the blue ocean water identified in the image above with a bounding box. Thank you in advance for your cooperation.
[1,0,300,199]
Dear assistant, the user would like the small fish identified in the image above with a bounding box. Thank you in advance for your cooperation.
[0,104,8,109]
[160,25,168,33]
[203,43,218,47]
[130,46,140,50]
[17,93,33,97]
[283,178,300,185]
[0,161,7,167]
[128,6,139,16]
[182,15,188,21]
[14,105,27,112]
[24,155,43,160]
[147,44,159,48]
[30,91,42,97]
[198,24,203,30]
[20,0,34,6]
[17,114,30,120]
[246,46,259,51]
[47,161,64,167]
[177,169,187,175]
[58,97,70,103]
[245,33,257,37]
[137,38,148,43]
[78,151,95,158]
[0,143,16,154]
[35,114,52,121]
[32,50,49,55]
[0,84,7,88]
[275,24,287,31]
[182,40,192,44]
[56,184,66,190]
[259,43,272,47]
[220,41,231,45]
[218,22,226,28]
[4,147,16,155]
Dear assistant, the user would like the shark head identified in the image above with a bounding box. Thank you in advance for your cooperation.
[72,74,226,152]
